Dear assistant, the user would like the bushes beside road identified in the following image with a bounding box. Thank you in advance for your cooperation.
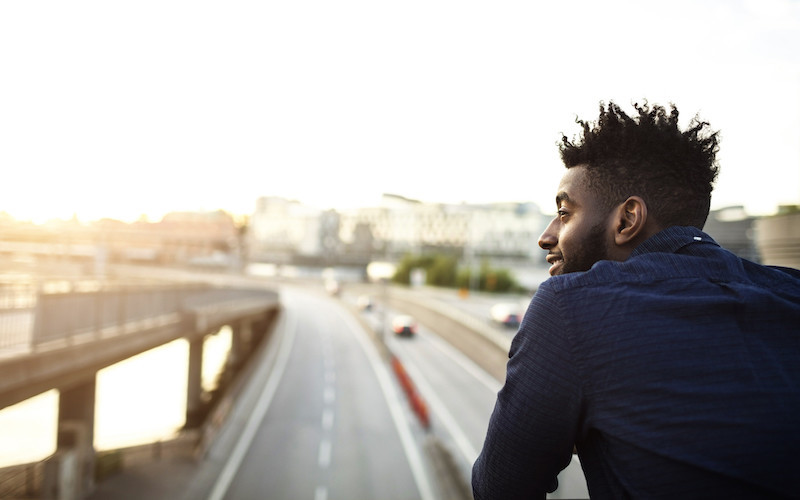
[392,253,522,293]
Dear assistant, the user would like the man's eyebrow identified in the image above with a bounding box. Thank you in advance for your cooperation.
[556,191,571,205]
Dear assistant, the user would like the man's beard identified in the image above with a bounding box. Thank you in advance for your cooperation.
[560,221,610,275]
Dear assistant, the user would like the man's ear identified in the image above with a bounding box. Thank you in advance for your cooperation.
[613,196,647,247]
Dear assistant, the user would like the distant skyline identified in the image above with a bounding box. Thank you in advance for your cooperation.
[2,0,799,223]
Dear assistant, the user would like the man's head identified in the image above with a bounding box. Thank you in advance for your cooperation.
[539,101,720,276]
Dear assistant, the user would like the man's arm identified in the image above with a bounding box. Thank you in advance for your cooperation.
[472,283,582,500]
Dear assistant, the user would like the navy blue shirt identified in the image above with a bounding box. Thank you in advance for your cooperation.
[472,226,800,499]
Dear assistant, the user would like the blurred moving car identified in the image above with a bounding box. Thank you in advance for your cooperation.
[490,302,523,328]
[357,295,373,311]
[391,315,417,337]
[324,279,341,296]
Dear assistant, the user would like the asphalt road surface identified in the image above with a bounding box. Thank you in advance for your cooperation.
[209,286,437,500]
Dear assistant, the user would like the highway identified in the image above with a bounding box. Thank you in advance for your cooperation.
[207,286,438,500]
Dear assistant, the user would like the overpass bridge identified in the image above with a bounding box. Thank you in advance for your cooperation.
[0,282,280,500]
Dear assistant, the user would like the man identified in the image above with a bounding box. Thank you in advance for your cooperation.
[472,101,800,499]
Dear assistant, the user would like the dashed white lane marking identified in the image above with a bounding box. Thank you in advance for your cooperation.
[322,408,334,430]
[318,438,332,468]
[318,327,336,497]
[314,486,328,500]
[324,387,336,403]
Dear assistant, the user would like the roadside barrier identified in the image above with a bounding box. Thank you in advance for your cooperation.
[389,354,430,430]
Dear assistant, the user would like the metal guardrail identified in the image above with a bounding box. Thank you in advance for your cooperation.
[0,282,37,351]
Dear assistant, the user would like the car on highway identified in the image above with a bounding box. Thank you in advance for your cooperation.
[324,278,341,297]
[490,302,523,328]
[357,295,374,311]
[391,315,417,337]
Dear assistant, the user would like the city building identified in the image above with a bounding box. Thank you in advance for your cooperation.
[754,206,800,269]
[247,194,551,268]
[702,206,761,262]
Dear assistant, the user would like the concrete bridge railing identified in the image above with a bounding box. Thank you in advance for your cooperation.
[0,282,281,500]
[1,284,280,410]
[27,285,277,350]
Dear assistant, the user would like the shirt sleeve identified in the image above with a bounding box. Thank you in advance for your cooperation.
[472,282,583,500]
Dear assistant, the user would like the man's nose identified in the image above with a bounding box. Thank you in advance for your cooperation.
[538,219,558,249]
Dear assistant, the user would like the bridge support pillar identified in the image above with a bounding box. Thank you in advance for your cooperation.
[43,375,97,500]
[229,320,252,370]
[185,336,205,429]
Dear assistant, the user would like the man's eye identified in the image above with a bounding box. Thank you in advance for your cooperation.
[557,209,569,218]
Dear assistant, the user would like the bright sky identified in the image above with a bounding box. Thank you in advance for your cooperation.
[1,0,798,223]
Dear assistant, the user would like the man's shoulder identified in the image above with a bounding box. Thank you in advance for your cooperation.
[543,247,800,297]
[761,263,800,280]
[542,255,669,293]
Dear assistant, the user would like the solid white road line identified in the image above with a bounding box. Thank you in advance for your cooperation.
[206,307,298,500]
[400,352,479,463]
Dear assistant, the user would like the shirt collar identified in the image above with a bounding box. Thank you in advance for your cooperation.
[630,225,720,258]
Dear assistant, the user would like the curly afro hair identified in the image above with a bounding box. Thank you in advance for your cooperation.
[559,101,720,229]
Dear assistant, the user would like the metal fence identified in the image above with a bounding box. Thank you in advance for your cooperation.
[0,282,37,351]
[0,284,278,354]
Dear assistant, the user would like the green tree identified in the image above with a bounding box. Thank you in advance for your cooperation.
[427,255,458,287]
[393,254,435,285]
[456,260,519,293]
[396,253,520,293]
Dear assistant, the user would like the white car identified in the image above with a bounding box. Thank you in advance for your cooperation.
[490,302,523,328]
[391,315,417,336]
